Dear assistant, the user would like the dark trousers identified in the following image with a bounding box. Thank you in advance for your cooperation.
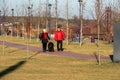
[57,40,63,51]
[42,42,47,51]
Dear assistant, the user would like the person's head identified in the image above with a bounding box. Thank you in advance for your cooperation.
[57,25,61,31]
[43,29,47,33]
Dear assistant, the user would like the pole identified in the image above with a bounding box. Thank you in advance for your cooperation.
[27,35,29,58]
[27,6,31,58]
[46,0,48,31]
[11,9,14,37]
[78,0,81,43]
[17,23,19,38]
[55,0,58,30]
[22,23,24,39]
[66,0,69,45]
[37,24,39,42]
[0,10,1,23]
[30,4,33,41]
[28,6,31,41]
[48,4,52,32]
[0,10,1,35]
[2,24,5,55]
[97,0,100,65]
[38,0,41,42]
[0,11,4,55]
[80,1,83,47]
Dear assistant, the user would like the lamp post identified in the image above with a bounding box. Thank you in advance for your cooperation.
[48,4,52,32]
[0,10,1,15]
[26,6,31,58]
[78,0,83,46]
[11,9,14,37]
[0,10,1,20]
[0,10,4,55]
[46,0,48,31]
[0,10,1,34]
[97,0,100,65]
[55,0,58,30]
[11,9,14,17]
[66,0,69,45]
[28,6,31,37]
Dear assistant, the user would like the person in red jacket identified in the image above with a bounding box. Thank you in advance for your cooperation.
[39,29,50,52]
[54,26,65,51]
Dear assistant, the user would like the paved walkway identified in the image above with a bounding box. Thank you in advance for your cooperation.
[0,41,110,60]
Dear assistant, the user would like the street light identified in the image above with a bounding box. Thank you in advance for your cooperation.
[11,9,14,17]
[0,10,1,23]
[55,0,58,30]
[28,4,33,41]
[78,0,83,46]
[0,10,2,35]
[27,6,31,36]
[66,0,69,45]
[97,0,100,65]
[0,10,1,18]
[26,6,31,58]
[11,9,14,36]
[48,3,52,32]
[28,6,31,22]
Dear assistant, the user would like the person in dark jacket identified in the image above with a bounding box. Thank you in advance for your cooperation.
[39,29,50,52]
[54,26,65,51]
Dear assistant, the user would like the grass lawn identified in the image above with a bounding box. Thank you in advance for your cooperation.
[0,45,120,80]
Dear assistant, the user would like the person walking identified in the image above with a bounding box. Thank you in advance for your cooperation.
[54,25,65,51]
[39,29,50,52]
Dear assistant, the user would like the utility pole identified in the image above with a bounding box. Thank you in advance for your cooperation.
[66,0,69,45]
[97,0,100,65]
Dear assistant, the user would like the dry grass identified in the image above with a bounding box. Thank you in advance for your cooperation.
[0,46,120,80]
[64,42,113,57]
[0,35,118,80]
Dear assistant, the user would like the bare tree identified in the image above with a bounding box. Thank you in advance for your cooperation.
[1,0,9,22]
[112,0,120,23]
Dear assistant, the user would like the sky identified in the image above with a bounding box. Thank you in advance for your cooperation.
[0,0,115,19]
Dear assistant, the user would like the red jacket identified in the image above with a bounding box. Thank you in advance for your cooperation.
[54,30,65,41]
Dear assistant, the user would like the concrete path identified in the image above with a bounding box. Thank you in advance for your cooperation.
[0,41,110,60]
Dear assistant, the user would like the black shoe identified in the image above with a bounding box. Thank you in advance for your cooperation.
[61,48,64,51]
[57,49,60,52]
